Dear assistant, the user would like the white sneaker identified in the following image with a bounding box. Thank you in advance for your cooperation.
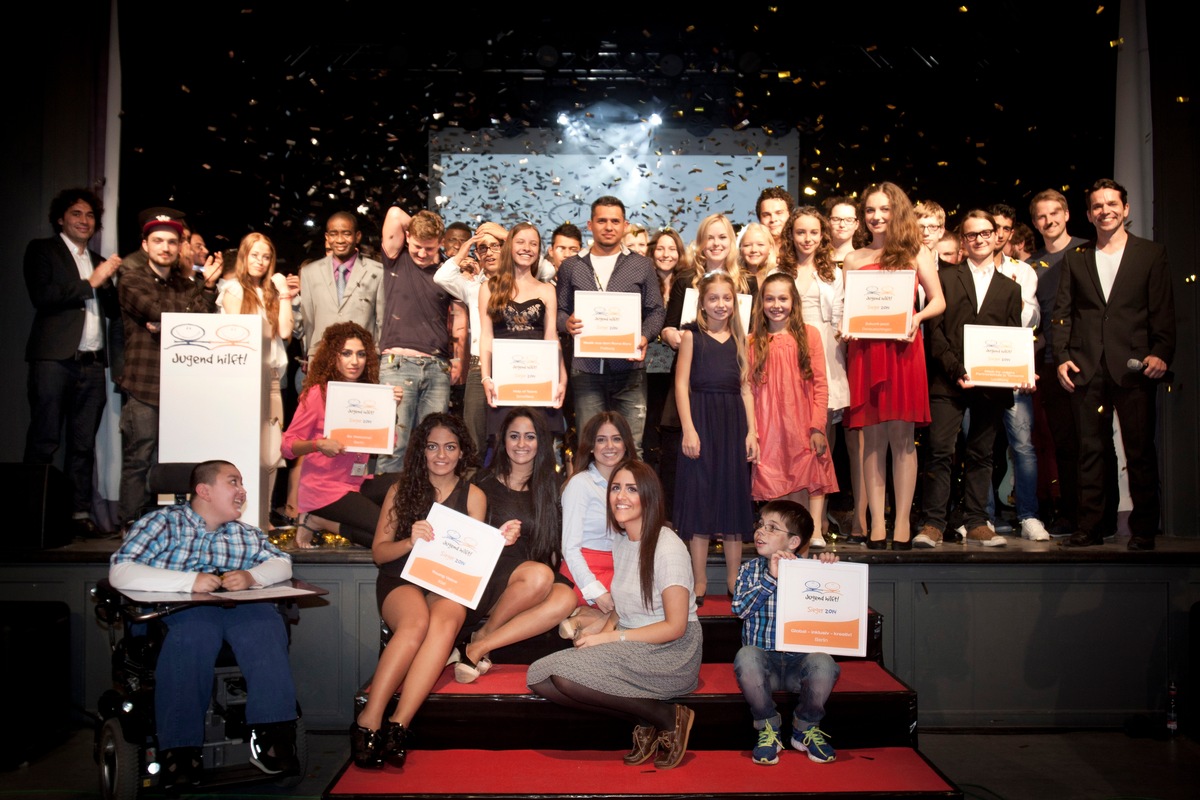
[809,531,827,549]
[1020,518,1050,541]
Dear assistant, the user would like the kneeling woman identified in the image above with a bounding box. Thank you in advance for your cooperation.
[527,461,701,770]
[281,322,399,548]
[352,413,517,768]
[456,407,577,682]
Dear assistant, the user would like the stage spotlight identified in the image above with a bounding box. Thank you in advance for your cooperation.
[557,112,570,126]
[649,113,662,126]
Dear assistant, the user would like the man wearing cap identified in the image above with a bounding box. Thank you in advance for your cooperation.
[23,188,122,537]
[116,215,221,529]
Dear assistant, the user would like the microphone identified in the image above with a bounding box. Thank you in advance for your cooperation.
[1127,358,1174,382]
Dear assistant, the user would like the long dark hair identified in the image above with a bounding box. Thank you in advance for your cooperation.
[570,410,634,477]
[605,460,669,610]
[487,407,561,568]
[750,272,813,385]
[386,413,478,541]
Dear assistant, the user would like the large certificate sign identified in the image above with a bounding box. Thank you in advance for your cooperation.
[775,560,869,657]
[400,503,505,609]
[493,339,559,406]
[842,269,915,339]
[323,381,397,454]
[574,291,642,358]
[680,287,753,336]
[963,324,1035,387]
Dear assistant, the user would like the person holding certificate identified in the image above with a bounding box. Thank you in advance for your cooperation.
[528,461,701,770]
[281,322,401,548]
[479,223,566,446]
[843,182,945,550]
[354,413,516,769]
[455,407,577,683]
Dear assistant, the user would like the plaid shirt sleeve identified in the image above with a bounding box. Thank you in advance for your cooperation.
[732,557,778,649]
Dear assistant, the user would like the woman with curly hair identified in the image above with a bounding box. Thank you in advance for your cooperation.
[843,182,945,549]
[220,233,294,519]
[352,412,519,769]
[280,321,399,547]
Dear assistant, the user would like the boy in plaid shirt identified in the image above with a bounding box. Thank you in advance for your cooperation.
[732,499,840,765]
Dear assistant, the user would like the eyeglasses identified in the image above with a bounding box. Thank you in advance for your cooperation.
[829,217,857,226]
[919,224,944,232]
[963,230,995,242]
[754,519,792,536]
[476,243,502,253]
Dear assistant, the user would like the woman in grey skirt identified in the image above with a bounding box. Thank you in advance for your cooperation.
[527,460,702,769]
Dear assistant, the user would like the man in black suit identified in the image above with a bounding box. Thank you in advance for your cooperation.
[1054,179,1176,551]
[914,210,1024,548]
[23,188,122,537]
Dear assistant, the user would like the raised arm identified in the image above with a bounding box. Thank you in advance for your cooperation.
[382,206,412,261]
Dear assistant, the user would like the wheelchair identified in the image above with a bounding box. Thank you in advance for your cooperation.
[91,463,309,799]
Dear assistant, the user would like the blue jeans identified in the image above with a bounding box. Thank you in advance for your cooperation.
[377,355,451,473]
[733,645,840,730]
[988,392,1038,521]
[155,604,296,749]
[572,368,647,457]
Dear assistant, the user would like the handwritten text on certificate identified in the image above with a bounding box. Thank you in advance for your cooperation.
[775,560,869,657]
[963,324,1035,387]
[842,269,915,339]
[400,503,505,609]
[574,291,642,359]
[323,381,397,454]
[493,339,559,406]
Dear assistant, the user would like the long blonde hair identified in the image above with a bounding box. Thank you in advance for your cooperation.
[749,272,813,385]
[234,233,281,336]
[686,214,751,293]
[694,271,748,383]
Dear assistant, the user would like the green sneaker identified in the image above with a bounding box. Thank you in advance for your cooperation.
[751,721,783,765]
[793,724,836,763]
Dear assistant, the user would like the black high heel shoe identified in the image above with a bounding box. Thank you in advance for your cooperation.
[350,723,385,769]
[866,537,888,550]
[891,537,912,551]
[383,721,409,769]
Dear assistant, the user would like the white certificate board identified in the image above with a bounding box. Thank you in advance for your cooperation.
[680,287,753,336]
[963,324,1035,388]
[573,291,642,358]
[492,339,559,406]
[400,502,505,609]
[323,381,398,454]
[158,312,263,526]
[775,560,869,657]
[842,269,915,339]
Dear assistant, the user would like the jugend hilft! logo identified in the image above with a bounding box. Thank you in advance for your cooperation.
[166,322,259,366]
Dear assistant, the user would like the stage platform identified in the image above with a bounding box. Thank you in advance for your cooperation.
[3,530,1198,733]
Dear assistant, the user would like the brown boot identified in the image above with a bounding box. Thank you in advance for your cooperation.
[622,724,658,765]
[653,704,695,769]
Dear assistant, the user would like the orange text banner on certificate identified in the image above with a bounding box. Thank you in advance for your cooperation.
[842,269,915,340]
[405,558,483,603]
[573,290,642,358]
[399,502,505,609]
[780,618,862,651]
[497,382,553,403]
[775,560,869,657]
[963,324,1034,388]
[329,427,391,450]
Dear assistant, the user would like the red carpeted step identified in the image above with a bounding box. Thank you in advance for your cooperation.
[356,661,918,751]
[325,746,960,799]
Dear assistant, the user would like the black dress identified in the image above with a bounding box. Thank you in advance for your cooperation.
[486,297,562,440]
[468,471,570,626]
[673,324,754,542]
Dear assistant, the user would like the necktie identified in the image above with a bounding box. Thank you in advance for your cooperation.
[336,266,347,304]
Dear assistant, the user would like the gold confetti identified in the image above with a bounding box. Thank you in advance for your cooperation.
[1110,37,1124,47]
[1096,5,1104,12]
[1176,96,1190,103]
[778,71,791,79]
[958,5,968,11]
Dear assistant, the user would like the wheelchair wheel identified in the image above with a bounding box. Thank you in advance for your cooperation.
[98,718,140,800]
[275,716,308,789]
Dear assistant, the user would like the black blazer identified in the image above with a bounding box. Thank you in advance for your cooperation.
[23,236,119,362]
[928,262,1022,405]
[1052,234,1175,388]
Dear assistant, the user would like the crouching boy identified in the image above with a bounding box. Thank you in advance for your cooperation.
[732,499,840,765]
[109,460,299,788]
